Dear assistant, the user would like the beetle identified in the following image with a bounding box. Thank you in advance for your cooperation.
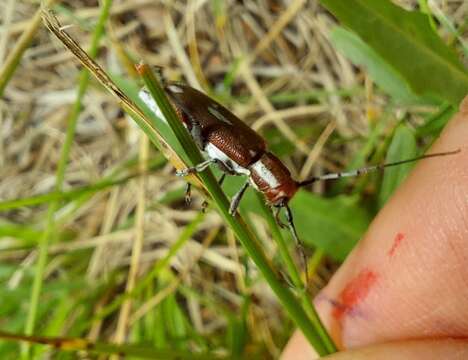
[139,84,300,218]
[139,83,459,271]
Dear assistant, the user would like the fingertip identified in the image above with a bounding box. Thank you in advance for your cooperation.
[316,95,468,348]
[323,339,468,360]
[281,330,319,360]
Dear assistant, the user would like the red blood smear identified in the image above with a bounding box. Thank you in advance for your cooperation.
[332,269,378,321]
[388,232,405,257]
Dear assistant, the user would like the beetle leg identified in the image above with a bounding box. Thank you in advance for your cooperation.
[215,160,237,175]
[185,183,192,205]
[201,174,226,211]
[229,181,250,215]
[189,118,204,149]
[273,206,286,228]
[284,204,309,291]
[176,158,216,176]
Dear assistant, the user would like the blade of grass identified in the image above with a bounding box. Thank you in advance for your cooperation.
[137,64,336,354]
[24,0,113,357]
[0,0,56,96]
[378,124,417,207]
[307,248,325,278]
[330,26,425,104]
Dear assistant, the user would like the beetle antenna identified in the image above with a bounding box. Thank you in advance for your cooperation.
[298,149,460,187]
[284,204,309,290]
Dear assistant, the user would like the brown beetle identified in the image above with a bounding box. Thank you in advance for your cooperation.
[139,83,459,269]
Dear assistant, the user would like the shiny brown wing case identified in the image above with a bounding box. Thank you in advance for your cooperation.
[166,84,266,167]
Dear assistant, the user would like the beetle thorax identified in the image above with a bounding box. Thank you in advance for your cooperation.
[249,152,298,206]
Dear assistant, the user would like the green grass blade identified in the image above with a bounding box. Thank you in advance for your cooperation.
[330,26,425,104]
[378,124,418,207]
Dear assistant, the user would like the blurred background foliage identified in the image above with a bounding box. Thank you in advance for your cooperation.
[0,0,466,358]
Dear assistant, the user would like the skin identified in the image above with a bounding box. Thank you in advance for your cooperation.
[282,96,468,359]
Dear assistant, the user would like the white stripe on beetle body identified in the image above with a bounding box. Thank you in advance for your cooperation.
[250,159,280,188]
[204,143,250,176]
[138,89,168,124]
[139,88,190,129]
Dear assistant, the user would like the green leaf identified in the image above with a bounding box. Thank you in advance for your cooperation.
[320,0,468,105]
[378,124,418,207]
[330,26,424,104]
[290,192,371,262]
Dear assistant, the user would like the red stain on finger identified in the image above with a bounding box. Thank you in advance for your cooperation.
[388,232,404,257]
[329,268,378,347]
[332,268,378,321]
